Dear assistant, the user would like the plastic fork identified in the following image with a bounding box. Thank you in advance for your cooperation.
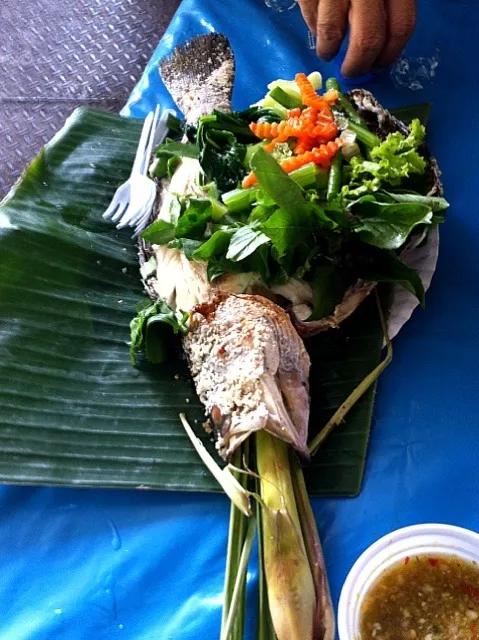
[102,105,171,236]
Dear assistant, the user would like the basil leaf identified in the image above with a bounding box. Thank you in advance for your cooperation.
[354,201,433,250]
[261,208,311,257]
[247,244,270,282]
[175,199,212,239]
[156,140,200,159]
[146,310,189,363]
[169,238,203,259]
[141,220,175,245]
[250,148,310,220]
[380,190,449,213]
[207,257,245,282]
[192,230,234,260]
[226,226,270,262]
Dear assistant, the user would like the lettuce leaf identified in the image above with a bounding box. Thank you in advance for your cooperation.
[347,119,427,191]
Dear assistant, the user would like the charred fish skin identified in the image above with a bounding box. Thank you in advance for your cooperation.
[159,33,235,124]
[137,34,242,315]
[184,293,311,461]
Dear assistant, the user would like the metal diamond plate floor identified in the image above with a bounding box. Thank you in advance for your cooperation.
[0,0,180,196]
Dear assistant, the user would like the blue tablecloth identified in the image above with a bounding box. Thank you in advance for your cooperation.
[2,0,479,638]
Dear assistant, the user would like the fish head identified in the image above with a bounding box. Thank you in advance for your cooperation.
[184,292,311,460]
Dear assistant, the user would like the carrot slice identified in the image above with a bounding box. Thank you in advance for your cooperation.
[242,137,342,187]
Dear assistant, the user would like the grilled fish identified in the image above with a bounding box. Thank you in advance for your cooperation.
[141,34,314,459]
[138,33,442,640]
[140,33,442,459]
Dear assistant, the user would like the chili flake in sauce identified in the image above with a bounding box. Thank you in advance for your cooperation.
[359,554,479,640]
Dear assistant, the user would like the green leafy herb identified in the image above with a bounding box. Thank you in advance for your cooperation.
[380,190,449,213]
[174,199,212,239]
[247,243,270,282]
[151,154,181,179]
[353,200,433,250]
[129,300,189,364]
[308,266,345,320]
[141,220,176,245]
[192,229,234,260]
[207,257,245,282]
[192,110,284,191]
[169,238,204,259]
[250,148,310,220]
[156,140,200,159]
[234,106,284,124]
[198,125,247,192]
[346,119,427,194]
[360,251,426,306]
[152,140,199,179]
[226,226,270,262]
[261,208,311,257]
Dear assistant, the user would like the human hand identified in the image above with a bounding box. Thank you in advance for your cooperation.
[297,0,416,78]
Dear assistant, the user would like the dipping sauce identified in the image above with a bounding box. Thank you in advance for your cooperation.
[359,554,479,639]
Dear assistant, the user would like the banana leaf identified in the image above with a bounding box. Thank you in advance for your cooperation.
[0,108,383,496]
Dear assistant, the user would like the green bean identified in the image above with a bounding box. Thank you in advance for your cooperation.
[327,153,343,202]
[347,121,381,149]
[325,77,340,92]
[325,78,366,126]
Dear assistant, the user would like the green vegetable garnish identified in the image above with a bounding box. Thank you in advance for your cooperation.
[129,300,189,364]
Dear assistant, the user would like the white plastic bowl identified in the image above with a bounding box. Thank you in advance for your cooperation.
[338,523,479,640]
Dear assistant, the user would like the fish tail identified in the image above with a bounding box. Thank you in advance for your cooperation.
[159,33,235,123]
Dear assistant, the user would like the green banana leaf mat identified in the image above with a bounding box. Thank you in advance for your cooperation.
[0,108,385,496]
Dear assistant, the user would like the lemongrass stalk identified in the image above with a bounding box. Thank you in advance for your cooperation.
[256,480,278,640]
[179,414,252,516]
[221,444,250,640]
[221,516,256,640]
[256,430,316,640]
[308,293,392,456]
[290,452,335,640]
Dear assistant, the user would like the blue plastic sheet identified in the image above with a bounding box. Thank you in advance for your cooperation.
[2,0,479,638]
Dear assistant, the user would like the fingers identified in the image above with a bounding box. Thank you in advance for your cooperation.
[375,0,416,68]
[297,0,319,34]
[298,0,415,78]
[315,0,349,61]
[341,0,386,77]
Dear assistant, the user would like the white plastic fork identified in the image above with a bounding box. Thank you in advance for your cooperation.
[102,105,172,236]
